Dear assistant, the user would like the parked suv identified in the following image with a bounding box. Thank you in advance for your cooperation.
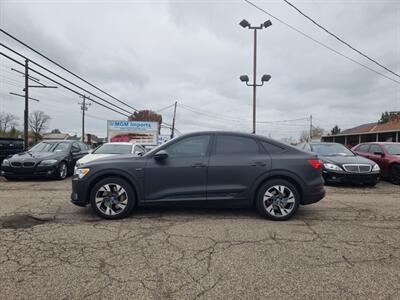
[0,137,24,164]
[353,142,400,185]
[71,131,326,221]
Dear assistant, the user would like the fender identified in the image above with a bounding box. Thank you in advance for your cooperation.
[85,168,143,201]
[248,169,306,204]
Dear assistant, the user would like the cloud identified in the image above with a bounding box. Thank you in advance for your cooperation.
[0,0,399,141]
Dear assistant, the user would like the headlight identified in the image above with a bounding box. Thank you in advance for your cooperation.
[1,159,10,166]
[74,168,90,179]
[39,159,58,166]
[372,164,380,172]
[323,163,342,171]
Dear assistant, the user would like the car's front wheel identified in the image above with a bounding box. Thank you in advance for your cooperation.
[389,164,400,185]
[90,177,135,219]
[56,161,68,180]
[256,179,300,221]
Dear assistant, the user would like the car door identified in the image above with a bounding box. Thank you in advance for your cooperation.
[207,134,271,202]
[70,143,83,166]
[368,144,387,173]
[144,135,211,202]
[354,144,371,158]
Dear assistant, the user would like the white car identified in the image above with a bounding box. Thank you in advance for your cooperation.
[75,142,145,170]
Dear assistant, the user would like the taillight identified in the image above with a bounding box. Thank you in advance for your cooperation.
[308,159,322,169]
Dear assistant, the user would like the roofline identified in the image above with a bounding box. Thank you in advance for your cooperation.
[322,128,400,138]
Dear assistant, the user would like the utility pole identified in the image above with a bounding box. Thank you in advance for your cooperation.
[24,59,29,150]
[309,115,313,141]
[239,19,272,134]
[171,101,177,139]
[79,95,91,143]
[15,62,57,150]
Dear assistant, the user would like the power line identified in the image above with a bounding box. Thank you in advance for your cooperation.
[179,103,309,124]
[282,0,400,79]
[0,28,139,112]
[243,0,400,85]
[0,43,133,116]
[0,51,131,118]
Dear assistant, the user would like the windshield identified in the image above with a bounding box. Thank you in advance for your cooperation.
[29,142,70,153]
[384,144,400,155]
[312,143,354,156]
[93,144,132,154]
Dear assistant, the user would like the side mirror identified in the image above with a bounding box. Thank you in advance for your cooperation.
[154,150,168,160]
[135,151,144,157]
[374,151,384,156]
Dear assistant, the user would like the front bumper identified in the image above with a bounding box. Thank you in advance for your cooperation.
[1,164,58,178]
[323,169,380,184]
[71,175,90,206]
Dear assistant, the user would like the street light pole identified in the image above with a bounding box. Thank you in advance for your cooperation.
[239,19,272,134]
[252,29,257,134]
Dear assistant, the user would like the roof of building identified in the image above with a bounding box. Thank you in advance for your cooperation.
[324,120,400,137]
[42,133,70,140]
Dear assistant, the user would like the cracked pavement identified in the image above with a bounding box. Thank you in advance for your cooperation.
[0,177,399,299]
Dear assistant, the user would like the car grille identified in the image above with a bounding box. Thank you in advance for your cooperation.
[342,164,372,173]
[11,161,22,167]
[10,161,36,168]
[23,161,35,167]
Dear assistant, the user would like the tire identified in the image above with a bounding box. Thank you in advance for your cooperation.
[256,179,300,221]
[364,181,377,187]
[90,177,135,219]
[56,161,68,180]
[389,164,400,185]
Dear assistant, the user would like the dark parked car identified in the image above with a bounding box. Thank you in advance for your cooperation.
[1,140,89,180]
[71,131,325,220]
[0,137,24,164]
[298,142,380,186]
[352,142,400,185]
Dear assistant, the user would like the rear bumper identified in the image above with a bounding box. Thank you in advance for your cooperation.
[302,182,325,205]
[323,170,380,184]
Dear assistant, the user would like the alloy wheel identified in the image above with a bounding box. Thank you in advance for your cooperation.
[263,185,296,217]
[59,163,67,179]
[95,183,128,216]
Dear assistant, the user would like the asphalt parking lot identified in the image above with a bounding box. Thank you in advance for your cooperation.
[0,177,399,299]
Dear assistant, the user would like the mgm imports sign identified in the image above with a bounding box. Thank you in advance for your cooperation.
[107,120,159,146]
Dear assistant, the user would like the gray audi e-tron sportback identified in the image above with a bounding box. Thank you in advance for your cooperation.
[71,131,325,221]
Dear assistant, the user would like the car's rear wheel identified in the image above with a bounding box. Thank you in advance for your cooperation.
[90,177,135,219]
[389,164,400,185]
[56,162,68,180]
[256,179,300,221]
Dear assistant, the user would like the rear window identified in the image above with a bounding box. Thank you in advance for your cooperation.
[261,141,285,154]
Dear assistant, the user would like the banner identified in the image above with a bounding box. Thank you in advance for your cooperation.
[107,120,159,146]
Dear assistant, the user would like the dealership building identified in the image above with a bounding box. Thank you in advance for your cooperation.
[321,112,400,147]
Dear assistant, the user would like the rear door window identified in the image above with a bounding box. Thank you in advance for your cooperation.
[215,135,259,155]
[369,144,383,154]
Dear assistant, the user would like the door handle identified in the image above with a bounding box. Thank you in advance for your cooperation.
[251,161,266,167]
[191,163,206,168]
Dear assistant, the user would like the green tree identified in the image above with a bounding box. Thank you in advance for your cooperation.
[331,125,341,135]
[129,110,162,133]
[378,111,390,124]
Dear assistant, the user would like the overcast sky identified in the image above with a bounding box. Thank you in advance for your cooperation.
[0,0,399,141]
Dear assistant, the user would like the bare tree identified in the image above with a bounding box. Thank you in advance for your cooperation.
[29,111,51,142]
[129,110,162,133]
[0,112,19,133]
